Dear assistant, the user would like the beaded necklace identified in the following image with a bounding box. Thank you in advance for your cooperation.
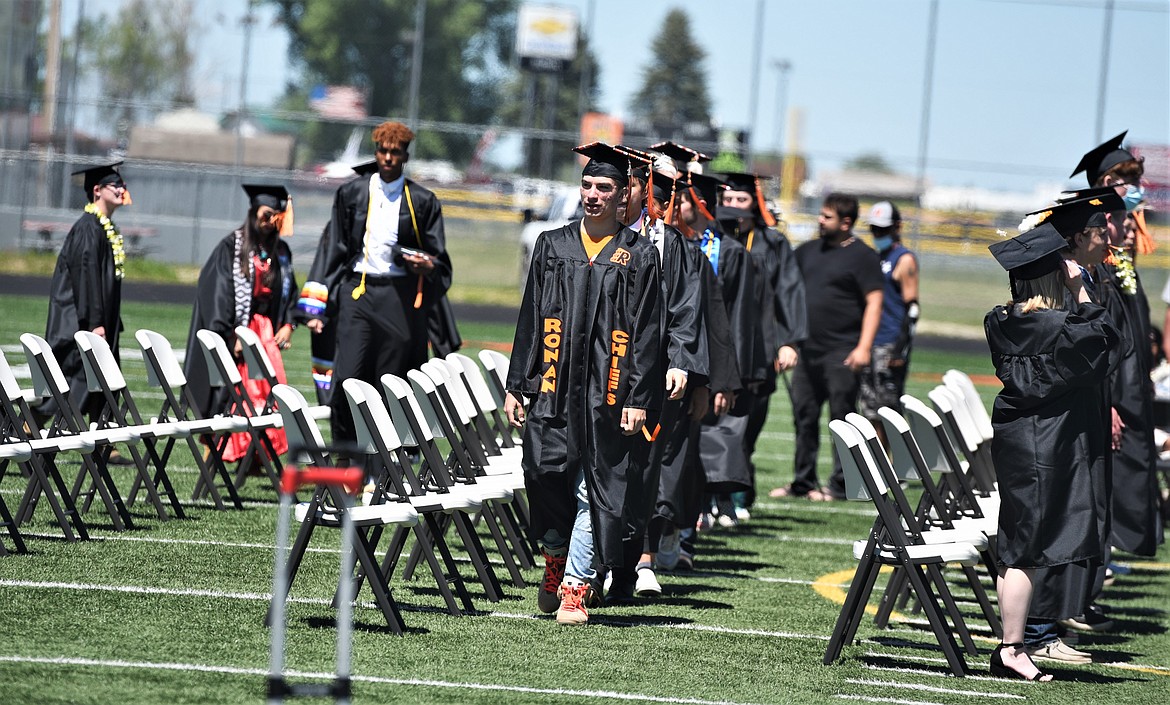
[84,202,125,280]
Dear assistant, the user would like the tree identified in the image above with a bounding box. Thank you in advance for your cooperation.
[845,152,894,174]
[269,0,515,162]
[83,0,196,137]
[629,9,712,138]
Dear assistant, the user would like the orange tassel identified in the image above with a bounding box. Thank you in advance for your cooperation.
[754,178,775,227]
[1103,247,1118,266]
[121,188,132,206]
[413,275,423,309]
[690,186,715,222]
[641,423,661,442]
[1135,208,1155,256]
[278,197,295,237]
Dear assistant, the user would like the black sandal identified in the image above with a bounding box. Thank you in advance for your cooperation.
[990,642,1052,681]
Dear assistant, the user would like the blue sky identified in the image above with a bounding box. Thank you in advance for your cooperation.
[60,0,1169,191]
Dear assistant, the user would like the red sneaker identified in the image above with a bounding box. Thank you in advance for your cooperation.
[555,582,589,626]
[537,546,567,614]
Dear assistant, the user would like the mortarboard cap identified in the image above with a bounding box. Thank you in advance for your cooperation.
[989,222,1067,279]
[717,170,778,227]
[72,161,127,202]
[1070,131,1134,186]
[650,170,685,205]
[573,142,631,185]
[719,172,760,194]
[351,160,379,176]
[687,172,726,211]
[1026,190,1124,238]
[242,184,291,211]
[651,141,711,164]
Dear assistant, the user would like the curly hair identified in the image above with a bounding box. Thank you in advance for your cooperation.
[371,121,415,147]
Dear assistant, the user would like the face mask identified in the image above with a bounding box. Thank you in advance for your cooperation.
[1122,184,1144,212]
[872,235,893,251]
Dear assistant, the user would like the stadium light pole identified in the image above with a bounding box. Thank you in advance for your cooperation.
[745,0,765,168]
[406,0,427,128]
[771,59,792,154]
[234,0,256,183]
[1094,0,1114,143]
[912,0,939,242]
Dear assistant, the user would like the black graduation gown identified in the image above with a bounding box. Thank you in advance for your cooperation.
[695,229,759,493]
[631,224,708,545]
[986,302,1118,568]
[42,211,123,419]
[1099,263,1160,555]
[297,225,343,406]
[183,232,297,419]
[304,176,452,418]
[506,221,662,569]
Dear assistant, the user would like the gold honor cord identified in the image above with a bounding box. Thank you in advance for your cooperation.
[351,182,424,307]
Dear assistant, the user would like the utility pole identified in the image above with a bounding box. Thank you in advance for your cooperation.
[406,0,427,127]
[771,59,792,154]
[913,0,939,242]
[575,0,596,127]
[1094,0,1114,144]
[235,0,256,183]
[745,0,765,168]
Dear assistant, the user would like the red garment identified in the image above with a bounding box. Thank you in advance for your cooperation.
[222,313,289,462]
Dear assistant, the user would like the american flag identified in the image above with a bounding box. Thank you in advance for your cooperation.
[309,85,368,121]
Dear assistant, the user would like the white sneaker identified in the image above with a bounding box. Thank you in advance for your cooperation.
[734,506,751,522]
[603,570,614,593]
[656,531,681,570]
[635,566,662,597]
[717,513,738,528]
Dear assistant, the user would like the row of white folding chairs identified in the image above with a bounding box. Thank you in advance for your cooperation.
[265,352,529,630]
[0,325,348,546]
[825,402,996,677]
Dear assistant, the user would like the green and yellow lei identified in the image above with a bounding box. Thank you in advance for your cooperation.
[84,202,125,280]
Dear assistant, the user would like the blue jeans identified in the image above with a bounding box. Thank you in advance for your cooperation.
[540,469,596,583]
[1024,618,1058,648]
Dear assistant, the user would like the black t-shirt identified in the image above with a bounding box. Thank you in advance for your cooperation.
[795,235,883,354]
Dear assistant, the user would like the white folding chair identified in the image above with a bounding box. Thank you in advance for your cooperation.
[193,329,284,498]
[75,330,188,520]
[21,333,142,530]
[235,325,331,423]
[268,383,416,633]
[343,377,480,616]
[823,419,980,677]
[0,350,89,541]
[135,329,246,510]
[381,372,507,602]
[847,412,1001,638]
[901,394,995,521]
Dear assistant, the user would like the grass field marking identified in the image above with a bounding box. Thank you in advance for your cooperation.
[812,567,903,621]
[861,664,1012,683]
[0,655,774,705]
[1100,662,1170,675]
[751,501,877,518]
[833,694,949,705]
[663,622,831,641]
[0,578,837,643]
[843,678,1025,699]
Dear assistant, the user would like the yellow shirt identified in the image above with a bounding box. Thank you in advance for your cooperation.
[581,230,614,262]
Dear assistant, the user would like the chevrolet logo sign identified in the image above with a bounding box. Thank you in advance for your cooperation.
[531,17,568,34]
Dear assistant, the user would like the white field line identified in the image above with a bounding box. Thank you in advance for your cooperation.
[0,655,771,705]
[861,664,1009,684]
[843,678,1024,700]
[18,531,848,588]
[835,695,949,705]
[751,501,876,517]
[0,578,833,643]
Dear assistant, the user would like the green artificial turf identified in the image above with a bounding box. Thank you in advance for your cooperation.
[1,296,1167,704]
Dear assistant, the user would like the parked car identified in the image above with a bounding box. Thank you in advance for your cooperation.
[518,184,581,287]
